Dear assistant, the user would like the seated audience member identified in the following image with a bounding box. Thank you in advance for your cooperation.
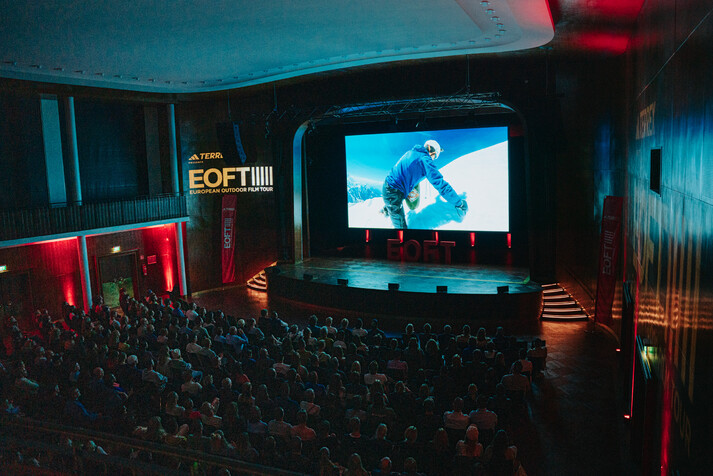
[351,318,368,340]
[291,409,317,441]
[456,325,472,348]
[285,436,312,473]
[324,316,338,337]
[518,348,533,380]
[501,361,531,396]
[402,457,427,476]
[368,423,394,470]
[200,400,222,429]
[475,327,491,349]
[462,383,479,414]
[528,338,548,375]
[344,453,370,476]
[482,429,521,474]
[246,406,268,436]
[456,424,483,458]
[180,370,203,396]
[268,406,293,443]
[165,391,186,418]
[63,387,100,427]
[364,360,388,386]
[366,319,386,346]
[444,397,470,430]
[469,395,498,432]
[300,387,321,418]
[316,446,340,476]
[141,360,167,390]
[372,456,398,476]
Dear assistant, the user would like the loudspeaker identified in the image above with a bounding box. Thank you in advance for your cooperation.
[216,122,250,165]
[436,286,448,293]
[388,283,399,291]
[337,278,348,286]
[497,286,509,294]
[303,273,313,281]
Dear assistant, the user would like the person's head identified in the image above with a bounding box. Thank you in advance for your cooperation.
[347,453,365,471]
[403,426,418,443]
[424,139,442,159]
[465,424,480,442]
[375,423,388,440]
[379,457,392,472]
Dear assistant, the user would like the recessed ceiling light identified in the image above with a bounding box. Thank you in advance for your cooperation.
[486,8,494,14]
[480,1,489,6]
[491,16,500,21]
[496,23,504,27]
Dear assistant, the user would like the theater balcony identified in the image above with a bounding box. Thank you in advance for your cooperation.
[0,194,188,246]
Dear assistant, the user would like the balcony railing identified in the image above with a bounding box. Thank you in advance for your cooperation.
[0,194,188,242]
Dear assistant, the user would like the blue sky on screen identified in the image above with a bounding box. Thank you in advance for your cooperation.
[345,127,507,184]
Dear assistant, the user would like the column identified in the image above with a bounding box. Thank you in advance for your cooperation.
[77,235,92,312]
[167,104,180,195]
[64,96,82,205]
[175,222,187,296]
[40,95,67,205]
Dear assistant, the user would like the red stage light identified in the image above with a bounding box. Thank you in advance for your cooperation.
[623,414,630,419]
[433,231,439,244]
[365,229,370,243]
[398,230,404,244]
[507,233,512,249]
[470,232,476,247]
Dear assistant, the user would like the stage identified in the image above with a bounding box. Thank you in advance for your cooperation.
[265,257,543,327]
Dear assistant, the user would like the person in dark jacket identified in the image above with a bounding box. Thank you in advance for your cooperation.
[382,140,467,229]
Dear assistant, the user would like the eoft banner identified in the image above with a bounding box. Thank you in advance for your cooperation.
[185,153,274,195]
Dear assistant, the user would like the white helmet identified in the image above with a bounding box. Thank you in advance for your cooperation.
[424,140,442,159]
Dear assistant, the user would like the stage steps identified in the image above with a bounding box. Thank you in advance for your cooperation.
[540,283,589,321]
[247,270,267,292]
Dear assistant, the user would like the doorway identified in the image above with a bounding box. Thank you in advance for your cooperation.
[97,251,139,309]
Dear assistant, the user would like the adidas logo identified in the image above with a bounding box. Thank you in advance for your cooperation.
[189,154,200,161]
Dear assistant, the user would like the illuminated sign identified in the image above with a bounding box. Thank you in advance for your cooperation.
[111,246,121,253]
[0,265,6,272]
[188,166,274,194]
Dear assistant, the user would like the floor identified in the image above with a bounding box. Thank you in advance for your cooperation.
[191,286,636,475]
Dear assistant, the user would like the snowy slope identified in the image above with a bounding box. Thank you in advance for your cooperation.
[347,141,509,231]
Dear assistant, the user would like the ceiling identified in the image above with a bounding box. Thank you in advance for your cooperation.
[0,0,643,94]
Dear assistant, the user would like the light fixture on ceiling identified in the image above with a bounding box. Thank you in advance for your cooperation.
[480,1,489,6]
[491,16,500,21]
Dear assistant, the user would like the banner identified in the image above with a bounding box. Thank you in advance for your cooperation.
[221,194,238,283]
[594,196,623,326]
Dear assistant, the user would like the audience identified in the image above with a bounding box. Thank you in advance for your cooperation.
[0,289,541,475]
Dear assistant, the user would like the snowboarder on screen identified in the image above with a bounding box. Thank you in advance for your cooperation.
[381,139,468,229]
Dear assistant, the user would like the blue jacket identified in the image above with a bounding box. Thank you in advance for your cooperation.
[385,145,460,204]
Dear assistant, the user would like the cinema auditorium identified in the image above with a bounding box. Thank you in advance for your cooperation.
[0,1,709,474]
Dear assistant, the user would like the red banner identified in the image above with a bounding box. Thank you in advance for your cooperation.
[221,195,238,283]
[594,196,623,326]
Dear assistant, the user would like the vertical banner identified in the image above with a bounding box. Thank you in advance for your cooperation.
[221,194,238,283]
[594,196,624,326]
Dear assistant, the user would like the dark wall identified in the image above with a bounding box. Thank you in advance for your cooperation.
[553,56,627,324]
[623,0,713,472]
[177,100,280,292]
[73,100,148,201]
[0,93,48,208]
